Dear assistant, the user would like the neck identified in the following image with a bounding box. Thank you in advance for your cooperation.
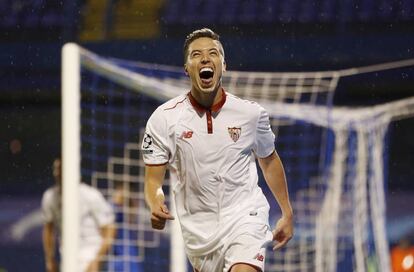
[190,85,222,109]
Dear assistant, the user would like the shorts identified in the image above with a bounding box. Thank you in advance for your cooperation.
[189,222,273,272]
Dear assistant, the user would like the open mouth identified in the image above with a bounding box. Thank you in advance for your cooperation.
[199,67,214,84]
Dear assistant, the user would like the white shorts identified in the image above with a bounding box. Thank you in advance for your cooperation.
[189,222,273,272]
[78,243,100,272]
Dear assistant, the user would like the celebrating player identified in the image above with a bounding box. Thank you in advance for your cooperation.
[143,28,294,272]
[42,158,116,272]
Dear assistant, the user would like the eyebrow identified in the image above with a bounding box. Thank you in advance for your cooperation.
[190,48,219,54]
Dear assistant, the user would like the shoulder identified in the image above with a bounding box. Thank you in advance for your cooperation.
[42,186,57,202]
[226,92,264,116]
[80,183,102,198]
[157,94,188,112]
[148,94,188,125]
[41,186,58,209]
[80,184,111,208]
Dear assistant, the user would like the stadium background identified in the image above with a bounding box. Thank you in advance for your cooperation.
[0,0,413,271]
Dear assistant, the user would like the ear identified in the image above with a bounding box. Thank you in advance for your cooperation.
[184,64,189,76]
[222,60,227,72]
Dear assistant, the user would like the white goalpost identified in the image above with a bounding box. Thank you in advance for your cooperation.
[61,42,414,272]
[61,43,80,272]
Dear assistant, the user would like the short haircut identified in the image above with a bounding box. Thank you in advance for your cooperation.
[183,28,224,63]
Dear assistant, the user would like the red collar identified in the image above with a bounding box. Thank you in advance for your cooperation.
[188,88,227,113]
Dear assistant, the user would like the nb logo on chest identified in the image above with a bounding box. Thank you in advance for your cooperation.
[180,131,193,139]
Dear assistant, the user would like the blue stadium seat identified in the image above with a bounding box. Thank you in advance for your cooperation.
[318,0,336,22]
[357,0,375,22]
[22,0,43,28]
[0,1,17,27]
[377,0,395,20]
[298,0,318,23]
[399,0,412,20]
[279,0,298,23]
[40,1,64,27]
[259,0,278,23]
[159,0,414,26]
[238,0,258,24]
[181,0,219,25]
[0,0,65,29]
[200,0,219,25]
[340,0,355,23]
[180,0,200,24]
[219,0,239,24]
[161,0,181,24]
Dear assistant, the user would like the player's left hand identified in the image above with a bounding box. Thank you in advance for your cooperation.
[272,215,294,250]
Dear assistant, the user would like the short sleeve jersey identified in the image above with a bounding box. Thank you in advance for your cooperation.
[142,90,275,256]
[41,183,114,268]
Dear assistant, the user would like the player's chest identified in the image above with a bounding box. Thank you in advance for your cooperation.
[174,112,254,152]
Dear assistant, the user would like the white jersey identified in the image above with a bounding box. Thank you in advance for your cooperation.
[142,90,275,256]
[41,183,114,271]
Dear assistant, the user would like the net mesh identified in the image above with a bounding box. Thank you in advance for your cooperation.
[74,46,414,272]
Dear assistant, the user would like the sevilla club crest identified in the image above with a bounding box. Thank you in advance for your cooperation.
[228,127,242,142]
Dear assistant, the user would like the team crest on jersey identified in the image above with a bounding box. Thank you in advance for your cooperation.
[228,127,241,142]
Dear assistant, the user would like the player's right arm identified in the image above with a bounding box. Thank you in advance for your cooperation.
[145,164,174,230]
[43,221,58,272]
[142,106,175,230]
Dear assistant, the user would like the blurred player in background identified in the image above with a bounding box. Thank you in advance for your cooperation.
[41,158,116,272]
[143,28,293,272]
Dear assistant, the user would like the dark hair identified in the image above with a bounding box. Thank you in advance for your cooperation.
[183,28,224,63]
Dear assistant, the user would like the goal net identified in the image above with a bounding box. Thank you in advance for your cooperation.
[61,43,414,272]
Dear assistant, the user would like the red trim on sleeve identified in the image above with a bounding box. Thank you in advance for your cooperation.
[145,162,168,166]
[229,262,262,272]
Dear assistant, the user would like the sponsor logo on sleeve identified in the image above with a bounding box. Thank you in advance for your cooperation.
[142,133,153,154]
[179,130,193,139]
[254,253,264,262]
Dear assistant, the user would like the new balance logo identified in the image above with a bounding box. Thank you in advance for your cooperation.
[180,131,193,139]
[254,253,264,262]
